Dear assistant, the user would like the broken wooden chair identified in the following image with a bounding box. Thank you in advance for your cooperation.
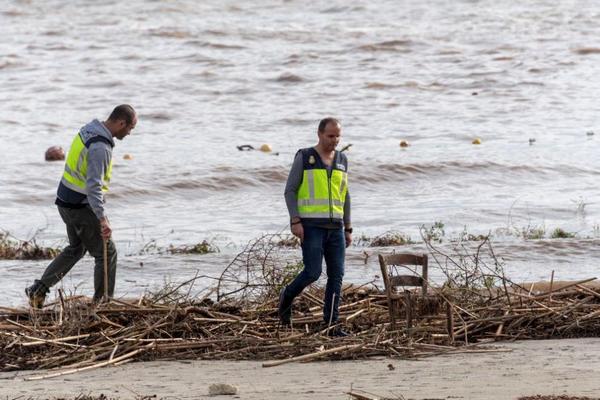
[378,253,454,342]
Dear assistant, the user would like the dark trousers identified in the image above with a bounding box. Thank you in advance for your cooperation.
[285,226,345,323]
[39,206,117,301]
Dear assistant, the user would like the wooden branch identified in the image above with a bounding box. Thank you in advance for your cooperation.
[262,344,363,368]
[23,344,153,381]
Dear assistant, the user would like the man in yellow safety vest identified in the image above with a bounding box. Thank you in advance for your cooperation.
[279,117,352,336]
[25,105,137,308]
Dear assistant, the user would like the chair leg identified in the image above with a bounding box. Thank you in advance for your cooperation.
[388,298,397,331]
[405,291,413,337]
[446,301,454,344]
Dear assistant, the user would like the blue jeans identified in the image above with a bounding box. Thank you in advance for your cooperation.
[285,226,345,323]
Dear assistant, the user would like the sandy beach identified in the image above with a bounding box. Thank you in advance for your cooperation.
[2,338,599,400]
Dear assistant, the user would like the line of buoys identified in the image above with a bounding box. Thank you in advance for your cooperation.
[234,131,597,156]
[397,137,484,148]
[123,153,133,160]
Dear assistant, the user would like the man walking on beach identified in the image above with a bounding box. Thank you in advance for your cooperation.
[279,117,352,335]
[25,105,137,307]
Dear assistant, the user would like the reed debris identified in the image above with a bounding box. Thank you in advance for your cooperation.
[0,230,61,260]
[1,233,599,377]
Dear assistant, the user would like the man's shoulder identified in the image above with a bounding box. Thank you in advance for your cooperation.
[297,147,314,154]
[294,147,314,160]
[86,136,114,148]
[87,140,112,154]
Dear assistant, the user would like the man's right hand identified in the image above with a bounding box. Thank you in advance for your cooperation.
[99,217,112,240]
[291,221,304,243]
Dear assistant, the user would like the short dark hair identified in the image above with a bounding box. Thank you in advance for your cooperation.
[108,104,136,125]
[318,117,340,133]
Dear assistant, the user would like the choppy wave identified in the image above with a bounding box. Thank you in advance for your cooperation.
[185,40,246,50]
[321,6,365,13]
[73,80,124,89]
[275,73,304,83]
[492,56,515,61]
[148,29,192,39]
[203,29,228,37]
[140,112,174,122]
[1,10,27,17]
[357,39,415,52]
[278,117,313,126]
[573,47,600,55]
[101,161,600,201]
[365,81,447,91]
[0,59,24,70]
[351,160,600,184]
[42,30,66,36]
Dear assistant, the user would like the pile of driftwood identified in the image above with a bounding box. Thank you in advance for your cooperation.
[0,285,451,377]
[2,234,600,379]
[1,276,600,379]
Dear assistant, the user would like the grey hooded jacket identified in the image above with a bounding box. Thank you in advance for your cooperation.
[56,119,115,220]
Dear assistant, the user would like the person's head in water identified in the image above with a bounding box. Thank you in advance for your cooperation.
[105,104,137,140]
[317,117,341,153]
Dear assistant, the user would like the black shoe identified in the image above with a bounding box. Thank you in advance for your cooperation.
[322,324,349,337]
[278,288,292,325]
[25,280,49,309]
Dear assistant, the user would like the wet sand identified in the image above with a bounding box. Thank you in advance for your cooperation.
[2,338,599,399]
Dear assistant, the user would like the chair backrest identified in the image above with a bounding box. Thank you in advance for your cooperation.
[379,253,428,296]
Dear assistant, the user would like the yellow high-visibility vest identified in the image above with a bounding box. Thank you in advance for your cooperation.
[297,148,348,221]
[60,133,113,194]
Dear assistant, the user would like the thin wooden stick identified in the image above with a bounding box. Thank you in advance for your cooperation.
[21,334,91,347]
[23,345,151,381]
[103,239,109,302]
[262,344,362,368]
[535,277,597,299]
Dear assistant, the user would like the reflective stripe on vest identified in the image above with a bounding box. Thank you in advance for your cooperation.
[297,168,348,220]
[60,132,113,194]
